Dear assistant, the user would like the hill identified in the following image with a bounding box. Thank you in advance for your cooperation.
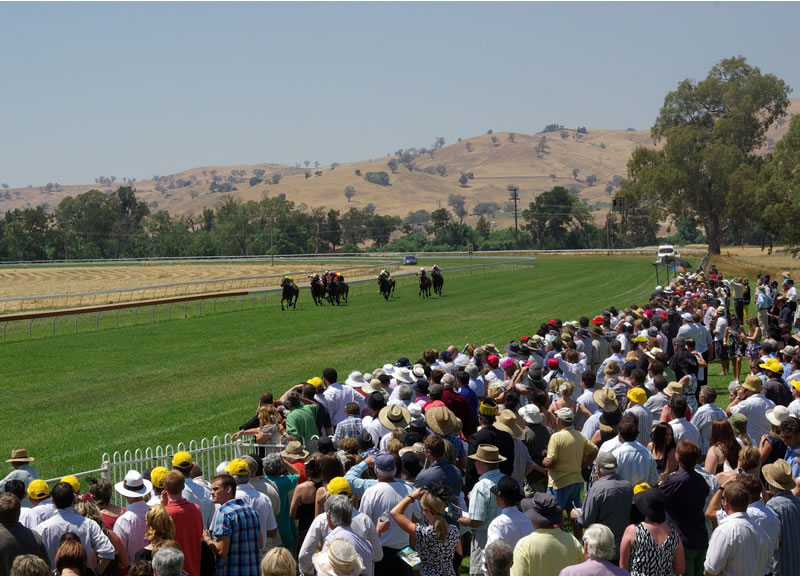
[2,99,797,226]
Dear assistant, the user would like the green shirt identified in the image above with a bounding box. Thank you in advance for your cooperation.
[510,528,584,576]
[545,427,597,489]
[285,404,318,444]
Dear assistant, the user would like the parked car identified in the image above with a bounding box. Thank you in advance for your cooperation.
[657,244,677,259]
[403,255,417,265]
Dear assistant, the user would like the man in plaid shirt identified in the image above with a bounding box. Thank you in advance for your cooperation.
[203,474,262,576]
[333,402,363,444]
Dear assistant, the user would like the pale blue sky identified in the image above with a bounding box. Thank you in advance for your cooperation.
[2,1,798,187]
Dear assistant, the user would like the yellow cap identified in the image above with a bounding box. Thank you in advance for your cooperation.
[226,458,250,476]
[307,377,324,390]
[627,388,647,405]
[633,482,651,495]
[327,477,351,496]
[27,479,50,499]
[172,451,193,469]
[150,466,169,489]
[61,475,80,493]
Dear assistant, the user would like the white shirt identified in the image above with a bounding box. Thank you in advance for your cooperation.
[704,511,771,576]
[612,441,659,486]
[359,480,419,550]
[297,510,383,574]
[19,507,39,529]
[469,377,485,398]
[235,482,278,543]
[31,500,56,526]
[625,403,653,447]
[182,476,215,528]
[113,499,149,559]
[716,502,780,574]
[692,403,728,455]
[669,417,701,446]
[730,394,776,445]
[714,316,729,342]
[35,507,115,569]
[576,389,599,414]
[324,382,366,427]
[325,526,374,576]
[789,398,800,419]
[486,506,534,550]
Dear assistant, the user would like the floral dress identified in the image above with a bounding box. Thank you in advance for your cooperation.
[629,523,681,576]
[746,327,762,361]
[415,523,460,576]
[727,327,746,358]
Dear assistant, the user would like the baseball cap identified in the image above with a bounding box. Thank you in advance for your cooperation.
[150,466,169,489]
[61,475,80,493]
[27,479,50,500]
[172,451,193,470]
[226,458,250,476]
[555,407,574,422]
[327,477,351,496]
[374,453,396,472]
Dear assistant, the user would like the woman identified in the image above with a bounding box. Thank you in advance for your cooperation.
[760,407,790,465]
[390,488,461,576]
[745,317,762,372]
[232,393,284,444]
[133,505,175,563]
[261,547,296,576]
[648,423,677,477]
[591,408,622,450]
[264,453,300,553]
[704,420,740,474]
[728,413,752,447]
[55,540,90,576]
[550,380,592,431]
[314,454,346,517]
[620,488,684,576]
[74,498,128,576]
[725,315,747,382]
[88,479,124,530]
[716,445,762,487]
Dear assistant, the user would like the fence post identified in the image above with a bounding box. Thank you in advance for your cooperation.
[169,304,172,321]
[184,302,187,318]
[3,321,6,342]
[29,319,33,340]
[115,310,120,328]
[134,307,138,326]
[199,301,203,316]
[152,306,156,324]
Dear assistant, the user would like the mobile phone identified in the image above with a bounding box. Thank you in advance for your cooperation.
[379,512,391,523]
[445,504,466,520]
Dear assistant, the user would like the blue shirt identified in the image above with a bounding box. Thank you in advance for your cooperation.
[785,447,800,479]
[468,469,504,535]
[344,460,378,498]
[333,416,363,445]
[211,499,261,576]
[766,491,800,576]
[414,458,463,496]
[458,386,479,420]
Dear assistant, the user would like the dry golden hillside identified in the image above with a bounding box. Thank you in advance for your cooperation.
[3,99,797,225]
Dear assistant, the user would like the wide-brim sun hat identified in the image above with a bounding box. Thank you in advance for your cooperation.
[762,459,795,492]
[6,449,34,463]
[468,444,507,464]
[519,404,542,425]
[766,405,793,427]
[393,367,413,384]
[665,381,685,396]
[425,405,459,436]
[280,440,310,460]
[115,470,153,498]
[494,410,523,438]
[378,405,411,430]
[344,371,366,387]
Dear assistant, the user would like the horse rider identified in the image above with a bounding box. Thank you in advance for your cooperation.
[284,275,296,289]
[419,267,428,279]
[432,264,440,274]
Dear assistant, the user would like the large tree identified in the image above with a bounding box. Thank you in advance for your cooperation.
[623,57,790,254]
[522,186,592,249]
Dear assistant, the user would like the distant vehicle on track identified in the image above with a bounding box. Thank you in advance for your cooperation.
[403,255,417,265]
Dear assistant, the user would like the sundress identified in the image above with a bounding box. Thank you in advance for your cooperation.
[746,330,762,361]
[727,329,746,358]
[629,523,681,576]
[415,523,461,576]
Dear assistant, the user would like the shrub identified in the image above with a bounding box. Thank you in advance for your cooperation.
[364,172,390,186]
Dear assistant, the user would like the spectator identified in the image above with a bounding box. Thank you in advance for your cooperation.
[465,399,515,492]
[161,471,202,576]
[322,495,373,576]
[493,411,534,485]
[763,459,800,576]
[570,452,632,563]
[3,481,38,530]
[518,405,551,497]
[113,470,152,559]
[619,488,684,576]
[226,459,278,552]
[624,388,652,447]
[312,539,364,576]
[263,454,299,553]
[0,493,49,575]
[691,386,727,457]
[726,375,776,445]
[133,505,174,563]
[761,405,791,466]
[148,467,169,507]
[54,539,86,576]
[260,547,295,576]
[512,493,583,576]
[441,374,475,436]
[323,368,364,427]
[333,403,363,445]
[171,453,214,529]
[665,395,700,446]
[0,451,39,495]
[9,555,49,576]
[283,392,319,447]
[648,423,677,477]
[88,479,125,531]
[390,488,461,576]
[73,498,128,576]
[152,546,184,576]
[413,435,461,497]
[26,482,55,528]
[484,541,513,576]
[610,414,659,487]
[486,477,534,550]
[558,523,630,576]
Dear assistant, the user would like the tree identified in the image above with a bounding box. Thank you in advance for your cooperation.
[465,142,473,152]
[624,56,790,254]
[304,160,310,168]
[522,186,592,249]
[1,183,8,190]
[387,158,398,173]
[586,175,598,186]
[249,177,263,186]
[508,133,516,143]
[305,171,311,179]
[436,164,447,177]
[572,168,580,180]
[476,215,491,238]
[458,173,469,187]
[448,194,467,223]
[491,136,498,146]
[271,173,282,185]
[429,208,452,233]
[363,172,390,186]
[433,137,446,150]
[344,186,356,202]
[314,161,319,169]
[473,202,501,217]
[369,214,400,246]
[322,209,342,251]
[550,173,557,182]
[536,136,548,157]
[404,210,431,227]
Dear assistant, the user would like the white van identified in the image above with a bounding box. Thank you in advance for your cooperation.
[657,245,676,259]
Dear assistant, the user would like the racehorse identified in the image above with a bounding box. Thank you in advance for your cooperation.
[432,268,444,296]
[418,273,432,298]
[309,275,325,306]
[280,277,299,310]
[328,274,348,305]
[378,274,393,301]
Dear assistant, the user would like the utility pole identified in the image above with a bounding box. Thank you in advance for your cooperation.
[507,185,520,246]
[269,213,275,266]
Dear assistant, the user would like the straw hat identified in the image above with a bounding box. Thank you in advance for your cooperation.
[741,375,763,394]
[665,381,685,396]
[280,440,310,460]
[425,406,459,436]
[762,459,796,492]
[313,539,366,576]
[766,405,793,427]
[6,449,34,463]
[593,388,618,410]
[378,405,411,430]
[494,410,523,438]
[467,444,507,463]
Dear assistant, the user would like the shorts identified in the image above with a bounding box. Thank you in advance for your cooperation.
[548,482,582,511]
[714,340,729,361]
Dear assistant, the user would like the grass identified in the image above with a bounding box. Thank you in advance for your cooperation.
[0,253,737,481]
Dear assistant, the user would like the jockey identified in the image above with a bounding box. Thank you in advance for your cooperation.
[380,268,391,278]
[419,267,427,278]
[284,275,296,288]
[432,264,440,273]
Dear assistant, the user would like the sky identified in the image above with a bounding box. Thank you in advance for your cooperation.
[2,1,799,188]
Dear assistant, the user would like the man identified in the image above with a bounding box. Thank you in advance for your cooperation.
[582,389,617,443]
[659,441,708,576]
[780,415,800,477]
[152,547,184,576]
[466,363,485,398]
[358,454,417,576]
[148,466,169,507]
[589,323,610,377]
[484,541,513,576]
[441,373,476,435]
[760,358,793,407]
[512,493,584,576]
[596,341,623,385]
[0,451,39,495]
[763,459,800,576]
[203,474,262,576]
[413,434,462,497]
[691,386,727,457]
[24,482,55,528]
[666,395,701,446]
[322,367,364,427]
[283,391,319,446]
[712,306,729,376]
[3,482,37,529]
[321,495,373,576]
[756,284,773,337]
[302,383,333,436]
[668,337,699,386]
[456,369,479,422]
[34,482,114,570]
[333,403,363,445]
[518,404,552,497]
[624,387,653,447]
[608,414,659,487]
[361,391,388,448]
[543,407,598,531]
[161,471,203,576]
[726,375,776,445]
[225,460,278,551]
[486,476,534,550]
[465,399,515,492]
[113,470,151,559]
[458,445,505,576]
[172,451,215,528]
[644,375,670,420]
[703,481,771,576]
[569,452,632,563]
[297,477,382,576]
[242,455,281,520]
[558,523,629,576]
[0,493,48,575]
[576,372,599,414]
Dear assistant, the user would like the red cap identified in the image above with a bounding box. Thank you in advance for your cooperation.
[547,358,560,369]
[658,312,668,320]
[591,315,604,325]
[547,319,558,326]
[487,355,499,368]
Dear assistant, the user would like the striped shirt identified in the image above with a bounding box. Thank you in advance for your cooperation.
[625,403,653,446]
[766,491,800,576]
[332,416,363,444]
[691,402,727,455]
[212,499,261,576]
[612,441,659,486]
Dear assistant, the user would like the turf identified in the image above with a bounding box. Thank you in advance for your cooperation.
[0,254,726,481]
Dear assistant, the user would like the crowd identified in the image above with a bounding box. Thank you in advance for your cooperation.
[3,267,800,576]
